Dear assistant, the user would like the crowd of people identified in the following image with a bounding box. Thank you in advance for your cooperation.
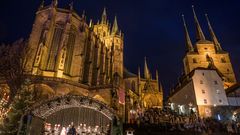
[44,122,110,135]
[128,108,240,134]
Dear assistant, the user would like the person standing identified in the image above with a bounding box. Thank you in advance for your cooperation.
[60,127,66,135]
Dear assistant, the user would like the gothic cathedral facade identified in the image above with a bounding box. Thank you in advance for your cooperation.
[23,0,163,122]
[182,6,236,89]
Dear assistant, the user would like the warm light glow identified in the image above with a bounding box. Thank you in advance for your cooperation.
[0,93,10,123]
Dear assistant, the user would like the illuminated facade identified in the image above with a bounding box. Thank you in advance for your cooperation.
[182,6,236,89]
[23,0,125,120]
[124,58,163,122]
[168,6,237,118]
[26,2,123,85]
[19,0,163,124]
[169,68,229,117]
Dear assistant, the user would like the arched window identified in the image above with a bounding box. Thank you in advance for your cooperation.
[46,22,64,71]
[64,26,77,74]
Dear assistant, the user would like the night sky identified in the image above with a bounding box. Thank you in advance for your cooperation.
[0,0,240,98]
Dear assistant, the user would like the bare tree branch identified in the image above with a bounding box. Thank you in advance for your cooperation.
[0,38,31,106]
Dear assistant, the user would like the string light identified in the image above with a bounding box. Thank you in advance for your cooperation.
[0,93,10,122]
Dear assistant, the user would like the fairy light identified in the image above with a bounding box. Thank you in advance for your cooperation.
[0,93,10,122]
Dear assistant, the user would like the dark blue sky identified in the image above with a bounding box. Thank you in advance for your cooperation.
[0,0,240,97]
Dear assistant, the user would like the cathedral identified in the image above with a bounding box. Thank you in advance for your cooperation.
[21,0,163,125]
[182,6,236,89]
[168,6,237,118]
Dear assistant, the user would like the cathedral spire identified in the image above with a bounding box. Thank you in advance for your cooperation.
[112,16,119,35]
[156,69,159,82]
[192,5,206,41]
[144,57,150,79]
[39,0,44,10]
[51,0,58,7]
[69,1,74,11]
[138,66,141,80]
[182,14,194,52]
[89,19,93,28]
[205,14,222,51]
[101,7,107,24]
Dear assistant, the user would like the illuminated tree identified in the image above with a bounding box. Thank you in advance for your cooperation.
[0,79,35,135]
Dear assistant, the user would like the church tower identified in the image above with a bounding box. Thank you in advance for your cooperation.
[93,9,124,78]
[182,6,236,88]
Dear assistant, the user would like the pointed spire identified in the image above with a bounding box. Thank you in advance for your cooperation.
[182,14,194,52]
[89,19,93,28]
[101,7,107,24]
[39,0,44,10]
[52,0,58,7]
[192,5,206,41]
[156,70,159,81]
[112,16,119,35]
[82,10,85,18]
[205,14,222,51]
[144,57,150,79]
[69,1,74,11]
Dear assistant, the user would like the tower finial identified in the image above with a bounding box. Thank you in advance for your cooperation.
[192,5,206,41]
[112,16,119,35]
[39,0,45,10]
[182,14,194,52]
[138,66,141,80]
[144,57,150,79]
[52,0,58,7]
[69,1,74,11]
[89,19,93,28]
[156,69,159,81]
[101,7,107,24]
[205,14,222,51]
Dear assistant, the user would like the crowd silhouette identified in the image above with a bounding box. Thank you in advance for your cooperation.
[127,108,240,134]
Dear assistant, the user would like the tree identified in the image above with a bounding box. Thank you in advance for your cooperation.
[0,79,35,135]
[0,39,31,107]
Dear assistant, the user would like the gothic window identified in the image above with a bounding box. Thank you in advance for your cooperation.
[202,73,205,76]
[46,23,64,71]
[214,81,218,85]
[64,26,76,74]
[202,89,205,94]
[227,69,230,72]
[219,99,222,103]
[193,58,197,63]
[200,80,203,84]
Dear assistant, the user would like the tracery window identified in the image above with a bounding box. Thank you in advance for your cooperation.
[64,26,76,74]
[46,23,64,71]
